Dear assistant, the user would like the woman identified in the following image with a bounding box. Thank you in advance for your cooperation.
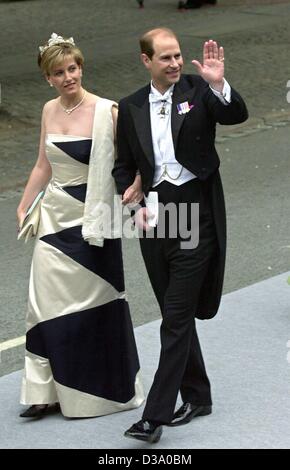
[17,33,144,418]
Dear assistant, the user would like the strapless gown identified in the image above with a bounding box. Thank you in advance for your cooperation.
[20,134,144,417]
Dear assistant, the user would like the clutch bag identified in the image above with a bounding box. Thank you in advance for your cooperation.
[17,191,44,242]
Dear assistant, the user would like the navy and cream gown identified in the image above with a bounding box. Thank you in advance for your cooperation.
[20,134,144,417]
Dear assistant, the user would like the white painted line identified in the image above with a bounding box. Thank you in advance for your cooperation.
[0,336,25,352]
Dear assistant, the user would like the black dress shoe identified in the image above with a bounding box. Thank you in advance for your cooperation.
[168,403,212,427]
[124,420,163,443]
[19,403,60,418]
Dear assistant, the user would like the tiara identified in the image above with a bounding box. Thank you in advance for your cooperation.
[39,33,75,57]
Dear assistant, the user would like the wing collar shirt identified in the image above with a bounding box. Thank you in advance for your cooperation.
[148,79,231,188]
[149,82,195,187]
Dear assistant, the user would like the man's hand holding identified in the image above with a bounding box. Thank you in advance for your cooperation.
[134,207,152,232]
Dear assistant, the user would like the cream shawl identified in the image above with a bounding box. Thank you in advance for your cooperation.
[82,98,122,247]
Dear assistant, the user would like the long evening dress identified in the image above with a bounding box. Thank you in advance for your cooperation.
[20,134,144,417]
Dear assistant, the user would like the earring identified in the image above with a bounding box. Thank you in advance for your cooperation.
[49,82,53,88]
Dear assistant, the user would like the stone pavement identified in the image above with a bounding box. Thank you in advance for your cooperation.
[1,271,290,449]
[1,0,290,189]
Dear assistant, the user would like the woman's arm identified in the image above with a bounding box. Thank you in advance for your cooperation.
[17,104,52,227]
[112,105,143,205]
[122,173,143,205]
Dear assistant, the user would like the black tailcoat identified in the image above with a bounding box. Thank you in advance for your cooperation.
[113,74,248,319]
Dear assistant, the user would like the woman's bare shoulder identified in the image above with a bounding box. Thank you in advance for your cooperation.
[86,92,100,105]
[86,92,117,107]
[42,98,59,114]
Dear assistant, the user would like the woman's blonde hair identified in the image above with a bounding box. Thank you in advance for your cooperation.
[38,42,84,76]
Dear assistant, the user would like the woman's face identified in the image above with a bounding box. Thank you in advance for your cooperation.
[47,56,82,96]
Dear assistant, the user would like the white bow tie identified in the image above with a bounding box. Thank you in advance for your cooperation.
[149,93,172,105]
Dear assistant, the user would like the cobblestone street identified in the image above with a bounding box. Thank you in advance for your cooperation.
[1,0,290,189]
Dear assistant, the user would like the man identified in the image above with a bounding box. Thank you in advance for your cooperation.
[112,28,248,443]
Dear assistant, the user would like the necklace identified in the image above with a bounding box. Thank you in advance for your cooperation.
[60,91,86,115]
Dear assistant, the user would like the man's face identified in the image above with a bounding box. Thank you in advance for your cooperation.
[142,34,183,92]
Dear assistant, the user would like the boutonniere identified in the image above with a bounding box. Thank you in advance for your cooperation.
[177,101,194,115]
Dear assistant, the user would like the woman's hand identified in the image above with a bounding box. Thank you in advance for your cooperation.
[122,174,143,205]
[17,207,27,230]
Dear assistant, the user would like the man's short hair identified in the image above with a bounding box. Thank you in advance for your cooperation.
[139,28,179,60]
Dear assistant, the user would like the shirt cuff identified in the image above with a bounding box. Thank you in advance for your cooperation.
[210,78,231,105]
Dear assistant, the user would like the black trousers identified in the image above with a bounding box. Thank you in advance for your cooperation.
[139,179,218,424]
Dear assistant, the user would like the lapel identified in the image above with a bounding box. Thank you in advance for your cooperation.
[171,81,197,152]
[129,85,154,167]
[128,78,198,165]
